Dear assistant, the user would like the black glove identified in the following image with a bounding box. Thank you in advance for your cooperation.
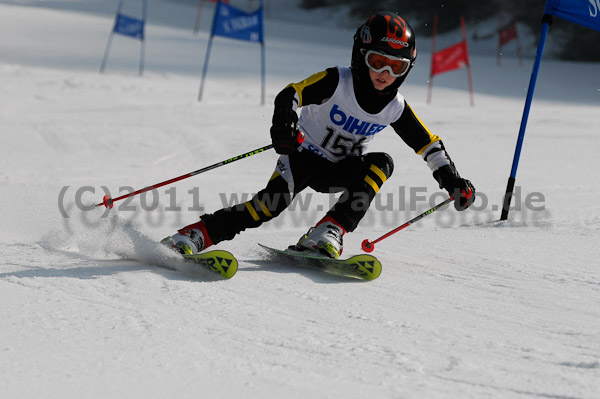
[270,107,301,155]
[433,165,475,211]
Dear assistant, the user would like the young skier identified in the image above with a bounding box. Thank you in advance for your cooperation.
[163,11,475,259]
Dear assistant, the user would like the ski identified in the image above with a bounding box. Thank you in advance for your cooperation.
[259,244,381,281]
[161,235,237,279]
[182,250,238,279]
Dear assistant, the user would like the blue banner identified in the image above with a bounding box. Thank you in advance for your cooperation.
[114,14,145,40]
[211,1,264,43]
[544,0,600,31]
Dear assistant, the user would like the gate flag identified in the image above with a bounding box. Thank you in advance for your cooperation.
[499,23,518,46]
[430,41,470,76]
[100,0,147,76]
[501,0,600,220]
[497,0,523,65]
[198,1,266,105]
[544,0,600,31]
[212,1,264,43]
[427,15,474,106]
[114,14,145,40]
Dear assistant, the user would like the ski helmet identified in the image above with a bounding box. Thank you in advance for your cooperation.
[351,12,417,93]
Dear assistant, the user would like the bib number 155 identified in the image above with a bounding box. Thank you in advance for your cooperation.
[321,127,366,158]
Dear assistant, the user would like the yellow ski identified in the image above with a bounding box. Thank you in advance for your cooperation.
[259,244,381,281]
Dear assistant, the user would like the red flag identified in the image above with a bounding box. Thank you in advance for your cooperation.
[499,23,518,46]
[431,40,470,76]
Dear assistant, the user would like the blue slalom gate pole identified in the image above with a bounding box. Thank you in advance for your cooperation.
[260,0,265,106]
[197,36,214,101]
[139,0,147,76]
[260,41,265,106]
[100,0,126,74]
[500,15,552,221]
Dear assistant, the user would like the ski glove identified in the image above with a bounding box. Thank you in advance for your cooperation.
[433,165,476,211]
[270,106,302,155]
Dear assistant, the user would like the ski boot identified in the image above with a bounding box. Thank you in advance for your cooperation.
[295,216,346,259]
[161,220,213,255]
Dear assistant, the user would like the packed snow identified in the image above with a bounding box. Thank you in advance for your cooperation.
[1,1,599,398]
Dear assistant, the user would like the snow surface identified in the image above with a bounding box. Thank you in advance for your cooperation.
[1,1,600,398]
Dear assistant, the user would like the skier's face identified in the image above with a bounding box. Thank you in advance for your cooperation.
[369,69,396,91]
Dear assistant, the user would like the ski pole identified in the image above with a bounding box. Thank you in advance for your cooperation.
[96,132,305,208]
[96,132,305,209]
[361,197,453,252]
[96,144,273,208]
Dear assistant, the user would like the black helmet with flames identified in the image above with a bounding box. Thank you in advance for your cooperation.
[351,11,417,94]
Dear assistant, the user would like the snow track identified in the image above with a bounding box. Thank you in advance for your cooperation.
[1,1,599,398]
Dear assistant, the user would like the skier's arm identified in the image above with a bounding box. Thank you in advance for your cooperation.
[274,67,339,111]
[271,68,339,154]
[391,101,475,210]
[390,101,450,171]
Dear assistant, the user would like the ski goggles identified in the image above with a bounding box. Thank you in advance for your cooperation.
[364,50,411,77]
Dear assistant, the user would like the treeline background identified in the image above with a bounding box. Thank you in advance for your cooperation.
[300,0,600,61]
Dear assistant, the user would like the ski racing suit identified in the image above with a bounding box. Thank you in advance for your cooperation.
[200,66,454,244]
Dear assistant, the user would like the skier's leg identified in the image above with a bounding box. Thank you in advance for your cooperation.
[200,173,292,244]
[164,155,299,253]
[295,152,393,258]
[326,152,394,232]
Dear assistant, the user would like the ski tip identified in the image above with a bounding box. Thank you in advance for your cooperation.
[183,250,238,279]
[216,258,238,279]
[352,256,382,280]
[364,266,381,280]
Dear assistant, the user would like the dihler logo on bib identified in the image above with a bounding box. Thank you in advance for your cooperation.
[329,104,386,136]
